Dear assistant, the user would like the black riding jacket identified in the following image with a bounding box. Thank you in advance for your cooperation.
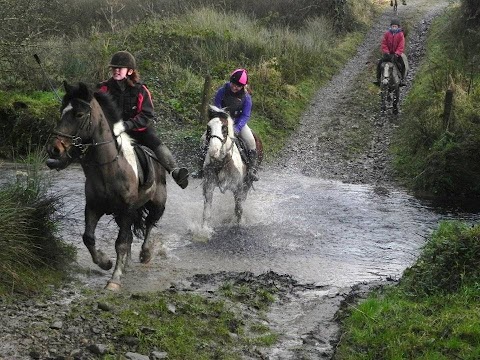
[98,78,154,132]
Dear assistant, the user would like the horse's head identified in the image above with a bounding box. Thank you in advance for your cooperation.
[381,61,400,88]
[205,105,235,161]
[46,81,95,169]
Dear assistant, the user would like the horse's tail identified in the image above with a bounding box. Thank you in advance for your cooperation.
[132,206,148,238]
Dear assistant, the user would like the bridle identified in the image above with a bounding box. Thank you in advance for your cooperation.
[52,98,119,165]
[205,117,235,168]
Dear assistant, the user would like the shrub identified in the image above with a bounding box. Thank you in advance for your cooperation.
[0,159,76,295]
[401,221,480,296]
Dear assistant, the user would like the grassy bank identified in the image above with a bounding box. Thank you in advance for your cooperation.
[0,158,75,296]
[0,1,381,170]
[334,221,480,359]
[392,2,480,199]
[334,5,480,357]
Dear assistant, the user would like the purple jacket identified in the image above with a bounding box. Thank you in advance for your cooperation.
[214,83,252,134]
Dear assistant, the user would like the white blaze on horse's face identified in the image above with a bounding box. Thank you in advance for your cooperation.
[62,103,73,117]
[382,63,391,85]
[207,118,226,160]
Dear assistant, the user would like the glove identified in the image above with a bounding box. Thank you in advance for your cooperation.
[113,121,126,136]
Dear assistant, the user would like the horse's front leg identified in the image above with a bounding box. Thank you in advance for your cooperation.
[140,200,165,264]
[233,186,248,224]
[393,86,400,115]
[83,205,112,271]
[105,214,134,291]
[202,180,215,228]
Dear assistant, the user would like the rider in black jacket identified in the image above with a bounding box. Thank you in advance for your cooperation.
[98,51,188,189]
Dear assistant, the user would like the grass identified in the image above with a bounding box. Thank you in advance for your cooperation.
[33,279,280,359]
[335,221,480,359]
[392,2,480,199]
[0,154,76,296]
[0,2,380,169]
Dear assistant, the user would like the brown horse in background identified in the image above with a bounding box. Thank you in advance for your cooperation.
[46,82,167,290]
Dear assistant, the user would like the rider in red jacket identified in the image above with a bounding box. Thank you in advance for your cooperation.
[373,18,407,86]
[98,51,189,189]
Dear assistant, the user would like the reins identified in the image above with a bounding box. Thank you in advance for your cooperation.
[52,97,119,165]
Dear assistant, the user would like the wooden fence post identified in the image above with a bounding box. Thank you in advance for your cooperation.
[443,89,454,130]
[200,74,212,125]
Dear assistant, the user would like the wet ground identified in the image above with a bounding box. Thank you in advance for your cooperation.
[2,158,479,359]
[1,0,478,359]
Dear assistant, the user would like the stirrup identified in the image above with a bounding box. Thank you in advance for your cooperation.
[172,168,189,189]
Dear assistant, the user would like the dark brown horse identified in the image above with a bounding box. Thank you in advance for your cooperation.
[202,106,263,228]
[46,81,167,290]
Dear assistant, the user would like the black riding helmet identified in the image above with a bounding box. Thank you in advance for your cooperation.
[109,51,136,69]
[390,17,401,26]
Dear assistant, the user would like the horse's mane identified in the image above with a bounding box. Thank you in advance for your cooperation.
[62,82,121,129]
[93,91,122,127]
[208,105,235,138]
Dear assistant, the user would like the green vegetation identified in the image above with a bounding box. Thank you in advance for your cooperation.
[392,2,480,199]
[336,4,480,358]
[49,281,279,359]
[0,91,59,158]
[0,156,76,296]
[0,0,380,168]
[335,221,480,359]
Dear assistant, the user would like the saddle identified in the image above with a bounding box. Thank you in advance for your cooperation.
[233,137,250,165]
[133,145,156,188]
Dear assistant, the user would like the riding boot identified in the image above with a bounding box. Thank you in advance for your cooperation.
[153,144,189,189]
[247,150,259,181]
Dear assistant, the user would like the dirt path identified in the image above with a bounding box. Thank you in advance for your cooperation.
[272,0,448,187]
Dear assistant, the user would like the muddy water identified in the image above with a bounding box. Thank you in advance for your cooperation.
[4,163,478,291]
[3,162,480,358]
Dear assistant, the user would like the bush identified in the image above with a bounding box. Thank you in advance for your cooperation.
[0,159,76,295]
[0,91,59,159]
[401,221,480,296]
[393,5,480,199]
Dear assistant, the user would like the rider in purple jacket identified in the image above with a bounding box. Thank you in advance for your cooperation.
[193,68,259,181]
[213,69,258,181]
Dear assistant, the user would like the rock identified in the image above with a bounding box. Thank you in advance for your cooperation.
[125,352,150,360]
[87,343,109,355]
[151,351,168,359]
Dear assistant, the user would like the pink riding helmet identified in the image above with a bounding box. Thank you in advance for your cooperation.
[230,68,248,86]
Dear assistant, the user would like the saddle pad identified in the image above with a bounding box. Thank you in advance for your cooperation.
[134,145,154,186]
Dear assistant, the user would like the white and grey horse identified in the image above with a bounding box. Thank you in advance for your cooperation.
[380,59,401,114]
[202,106,263,228]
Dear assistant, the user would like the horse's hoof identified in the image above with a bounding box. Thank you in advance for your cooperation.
[140,250,152,264]
[105,281,121,291]
[99,260,113,271]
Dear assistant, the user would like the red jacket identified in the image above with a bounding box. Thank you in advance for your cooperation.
[381,29,405,56]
